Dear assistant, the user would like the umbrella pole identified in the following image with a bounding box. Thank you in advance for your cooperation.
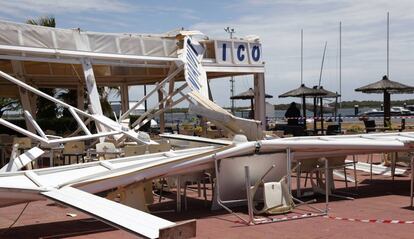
[302,96,307,130]
[320,97,324,134]
[250,98,254,120]
[384,90,391,128]
[313,97,317,135]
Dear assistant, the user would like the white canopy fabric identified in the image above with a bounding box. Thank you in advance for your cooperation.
[0,20,178,58]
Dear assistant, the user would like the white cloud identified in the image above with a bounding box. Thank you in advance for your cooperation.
[192,0,414,105]
[0,0,131,15]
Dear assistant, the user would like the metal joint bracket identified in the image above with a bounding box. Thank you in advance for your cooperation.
[254,142,261,154]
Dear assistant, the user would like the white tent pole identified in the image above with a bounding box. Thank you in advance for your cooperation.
[0,44,180,63]
[119,64,183,121]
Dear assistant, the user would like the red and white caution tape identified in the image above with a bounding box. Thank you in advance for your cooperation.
[274,115,414,120]
[324,215,414,224]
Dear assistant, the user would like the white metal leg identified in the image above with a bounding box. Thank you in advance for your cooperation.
[325,158,329,213]
[244,166,254,225]
[370,154,373,182]
[296,162,301,198]
[286,148,292,195]
[176,175,181,212]
[411,155,413,207]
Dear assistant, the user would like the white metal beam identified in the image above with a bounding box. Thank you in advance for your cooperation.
[120,64,183,121]
[0,54,171,68]
[11,61,36,133]
[23,110,47,139]
[254,73,266,127]
[69,108,92,136]
[0,44,180,63]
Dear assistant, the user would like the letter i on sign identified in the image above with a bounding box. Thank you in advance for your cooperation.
[222,43,227,61]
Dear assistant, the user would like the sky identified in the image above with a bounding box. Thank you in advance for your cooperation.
[1,0,414,107]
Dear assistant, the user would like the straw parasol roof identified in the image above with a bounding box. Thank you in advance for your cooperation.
[231,88,273,99]
[230,88,272,119]
[279,84,327,130]
[355,75,414,127]
[311,86,340,98]
[278,84,325,98]
[355,75,414,94]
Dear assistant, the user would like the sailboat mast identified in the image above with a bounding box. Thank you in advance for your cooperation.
[387,12,389,77]
[339,21,342,108]
[318,41,327,87]
[301,29,303,84]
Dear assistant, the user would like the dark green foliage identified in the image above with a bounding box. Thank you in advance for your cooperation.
[0,98,20,117]
[0,117,78,135]
[36,88,57,118]
[56,89,78,117]
[26,16,56,27]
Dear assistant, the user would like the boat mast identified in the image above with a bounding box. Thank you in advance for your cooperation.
[301,29,303,84]
[339,21,342,109]
[387,12,389,77]
[318,41,327,87]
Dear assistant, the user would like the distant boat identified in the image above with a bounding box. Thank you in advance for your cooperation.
[358,107,412,119]
[306,103,334,114]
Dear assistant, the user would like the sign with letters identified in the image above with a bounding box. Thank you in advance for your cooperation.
[180,36,209,98]
[215,40,262,65]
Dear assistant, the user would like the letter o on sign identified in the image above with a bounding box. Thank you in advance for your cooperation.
[252,45,260,62]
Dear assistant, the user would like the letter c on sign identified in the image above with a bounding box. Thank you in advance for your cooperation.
[252,46,260,62]
[237,45,245,61]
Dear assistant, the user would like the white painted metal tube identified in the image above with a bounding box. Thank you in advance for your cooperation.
[287,148,292,194]
[0,70,90,118]
[0,54,170,68]
[244,166,254,225]
[0,118,47,143]
[48,131,121,144]
[69,107,91,135]
[325,158,329,213]
[120,65,183,120]
[259,138,406,151]
[0,69,152,144]
[0,44,180,63]
[411,155,413,207]
[76,143,256,194]
[23,110,47,139]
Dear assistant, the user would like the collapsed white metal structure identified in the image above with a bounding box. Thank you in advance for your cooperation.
[0,20,413,238]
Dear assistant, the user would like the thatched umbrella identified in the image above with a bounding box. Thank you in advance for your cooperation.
[279,84,326,129]
[355,75,414,127]
[306,86,340,134]
[230,88,273,119]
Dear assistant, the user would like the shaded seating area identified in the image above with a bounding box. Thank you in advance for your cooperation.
[294,156,357,199]
[356,75,414,128]
[362,119,390,133]
[62,141,85,165]
[279,84,323,131]
[278,84,341,136]
[326,124,341,135]
[231,88,273,119]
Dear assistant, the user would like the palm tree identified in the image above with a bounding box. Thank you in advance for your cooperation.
[0,98,19,117]
[26,16,57,118]
[26,16,56,27]
[0,16,57,118]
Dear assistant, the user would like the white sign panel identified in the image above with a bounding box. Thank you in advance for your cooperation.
[215,40,262,65]
[181,36,209,98]
[248,43,262,64]
[215,40,233,64]
[232,42,249,64]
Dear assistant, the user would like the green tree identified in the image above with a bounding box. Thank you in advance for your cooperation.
[26,16,58,118]
[0,98,19,117]
[26,16,56,27]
